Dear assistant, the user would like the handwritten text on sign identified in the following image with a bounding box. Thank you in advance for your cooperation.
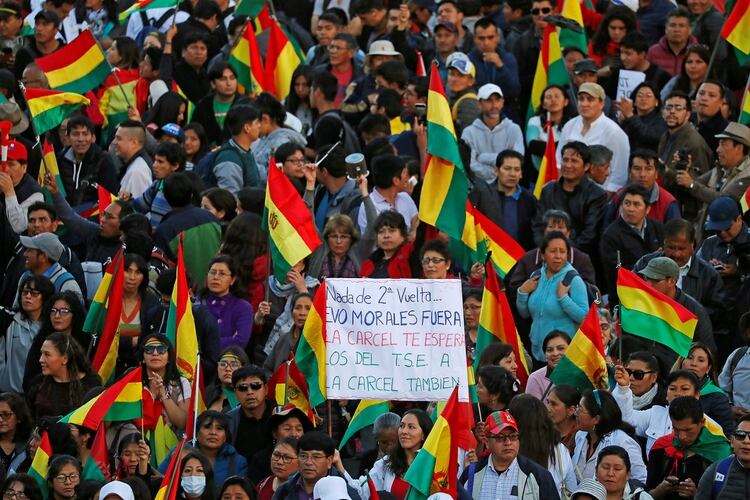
[325,278,469,401]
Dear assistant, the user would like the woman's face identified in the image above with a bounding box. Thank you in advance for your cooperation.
[40,340,67,378]
[542,238,568,273]
[546,391,575,426]
[50,299,73,332]
[376,427,398,456]
[596,454,630,494]
[634,86,657,115]
[398,413,425,452]
[575,397,599,432]
[294,76,311,100]
[281,150,306,179]
[607,19,627,43]
[217,355,242,385]
[326,227,354,258]
[106,42,121,66]
[123,262,144,295]
[292,296,313,329]
[274,417,305,440]
[184,129,201,157]
[221,485,252,500]
[0,402,17,437]
[143,34,162,50]
[142,340,169,371]
[682,347,711,380]
[463,297,481,330]
[198,419,227,451]
[20,283,44,316]
[120,442,139,475]
[544,336,569,368]
[207,262,234,296]
[421,250,450,279]
[270,443,298,481]
[476,376,491,405]
[182,457,205,477]
[542,87,567,114]
[376,225,405,254]
[4,481,26,500]
[201,197,225,221]
[600,318,612,348]
[51,463,79,499]
[498,353,518,379]
[684,52,708,82]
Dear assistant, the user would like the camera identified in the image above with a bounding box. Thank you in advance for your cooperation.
[674,148,689,171]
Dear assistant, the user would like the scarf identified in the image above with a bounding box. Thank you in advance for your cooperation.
[651,422,731,473]
[632,383,659,410]
[222,386,239,409]
[701,377,726,396]
[264,275,321,355]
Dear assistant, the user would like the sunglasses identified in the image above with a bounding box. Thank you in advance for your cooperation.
[531,7,552,14]
[144,344,168,355]
[733,430,750,441]
[626,368,655,380]
[235,382,263,392]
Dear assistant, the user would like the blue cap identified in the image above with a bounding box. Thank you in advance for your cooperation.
[156,123,184,142]
[705,196,741,231]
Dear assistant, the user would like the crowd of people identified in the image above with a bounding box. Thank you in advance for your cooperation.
[0,0,749,498]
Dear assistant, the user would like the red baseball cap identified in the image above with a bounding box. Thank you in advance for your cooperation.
[485,411,519,435]
[6,140,26,161]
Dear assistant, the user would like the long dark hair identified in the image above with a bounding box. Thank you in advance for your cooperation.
[387,409,433,477]
[0,393,32,444]
[1,474,43,500]
[580,389,634,438]
[178,451,215,500]
[140,333,185,399]
[673,45,716,97]
[590,6,637,56]
[18,275,55,317]
[220,212,268,293]
[40,291,86,337]
[183,122,210,164]
[285,65,314,114]
[39,332,92,410]
[509,394,560,466]
[535,84,576,128]
[200,254,247,300]
[124,253,150,296]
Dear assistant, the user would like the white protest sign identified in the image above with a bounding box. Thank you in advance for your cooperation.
[616,69,646,102]
[324,278,469,402]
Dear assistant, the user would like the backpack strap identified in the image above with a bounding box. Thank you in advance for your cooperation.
[729,347,749,379]
[154,8,176,28]
[466,462,476,495]
[712,456,735,499]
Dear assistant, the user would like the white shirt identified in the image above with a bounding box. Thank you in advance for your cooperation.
[479,456,520,500]
[126,7,190,39]
[357,188,418,234]
[25,8,88,43]
[120,156,152,198]
[677,257,692,288]
[558,113,630,193]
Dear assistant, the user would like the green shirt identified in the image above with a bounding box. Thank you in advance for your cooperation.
[213,97,233,129]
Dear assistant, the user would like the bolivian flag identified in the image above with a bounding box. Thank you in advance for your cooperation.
[268,355,316,424]
[550,304,609,390]
[528,24,569,121]
[38,140,66,198]
[339,400,390,449]
[295,282,327,407]
[60,367,142,427]
[721,0,750,54]
[264,19,304,101]
[28,431,52,498]
[533,124,559,198]
[166,235,199,380]
[82,425,110,482]
[155,439,186,500]
[228,20,267,95]
[89,250,125,384]
[456,202,524,278]
[35,30,109,94]
[25,87,90,135]
[119,0,180,22]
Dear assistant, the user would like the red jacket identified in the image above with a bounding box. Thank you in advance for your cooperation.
[646,35,698,77]
[360,243,416,279]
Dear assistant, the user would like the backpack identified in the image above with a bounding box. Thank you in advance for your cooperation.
[195,142,258,189]
[711,456,735,498]
[320,112,361,156]
[563,269,601,305]
[136,9,176,47]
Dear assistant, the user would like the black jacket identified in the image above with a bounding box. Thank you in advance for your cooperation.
[57,144,119,210]
[274,469,362,500]
[532,177,608,254]
[620,109,668,152]
[600,217,663,305]
[192,93,249,147]
[470,181,539,251]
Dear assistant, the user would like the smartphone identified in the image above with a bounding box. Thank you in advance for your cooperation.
[414,103,426,122]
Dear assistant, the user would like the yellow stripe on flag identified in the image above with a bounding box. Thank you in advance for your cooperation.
[46,44,105,86]
[618,285,697,336]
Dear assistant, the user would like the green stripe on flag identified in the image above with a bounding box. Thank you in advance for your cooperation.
[53,61,110,94]
[32,103,86,135]
[427,122,464,171]
[621,307,692,357]
[550,356,596,391]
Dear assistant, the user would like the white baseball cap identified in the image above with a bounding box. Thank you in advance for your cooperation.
[478,83,504,100]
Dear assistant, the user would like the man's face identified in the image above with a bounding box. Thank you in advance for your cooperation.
[69,125,94,157]
[718,216,743,243]
[630,157,657,190]
[234,376,268,411]
[21,67,46,89]
[153,154,179,180]
[99,202,121,238]
[564,50,584,75]
[112,127,137,160]
[620,47,645,70]
[577,92,604,120]
[731,421,750,464]
[434,28,458,54]
[573,71,597,88]
[695,82,723,118]
[620,193,649,226]
[663,234,694,267]
[665,16,690,45]
[0,14,22,38]
[244,118,262,142]
[447,68,473,93]
[687,0,711,15]
[497,158,522,190]
[212,68,237,98]
[139,55,159,81]
[358,7,386,27]
[298,448,334,482]
[23,248,44,271]
[328,39,354,67]
[316,19,337,46]
[672,417,703,447]
[531,0,553,31]
[662,97,690,128]
[644,276,675,296]
[486,429,520,464]
[480,95,503,121]
[34,19,58,44]
[182,41,208,69]
[474,25,499,54]
[27,209,57,237]
[589,161,610,185]
[5,160,25,184]
[560,148,587,183]
[716,138,745,169]
[437,2,462,26]
[387,8,400,30]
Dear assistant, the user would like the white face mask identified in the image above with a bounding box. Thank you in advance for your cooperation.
[181,475,206,497]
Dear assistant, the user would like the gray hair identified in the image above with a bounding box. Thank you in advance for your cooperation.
[542,209,571,229]
[589,145,613,166]
[373,412,401,436]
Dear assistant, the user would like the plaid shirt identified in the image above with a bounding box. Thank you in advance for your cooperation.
[479,457,520,500]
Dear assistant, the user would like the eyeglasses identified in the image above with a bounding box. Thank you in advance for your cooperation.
[327,234,352,242]
[531,7,552,14]
[422,257,446,265]
[663,104,687,111]
[207,270,232,278]
[488,433,519,443]
[50,307,72,316]
[271,451,298,463]
[0,412,15,420]
[328,44,349,52]
[732,430,750,441]
[298,452,329,462]
[599,323,611,330]
[218,360,241,370]
[53,473,79,483]
[3,490,27,500]
[144,344,168,355]
[626,369,655,380]
[21,289,41,297]
[235,382,263,392]
[285,158,305,165]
